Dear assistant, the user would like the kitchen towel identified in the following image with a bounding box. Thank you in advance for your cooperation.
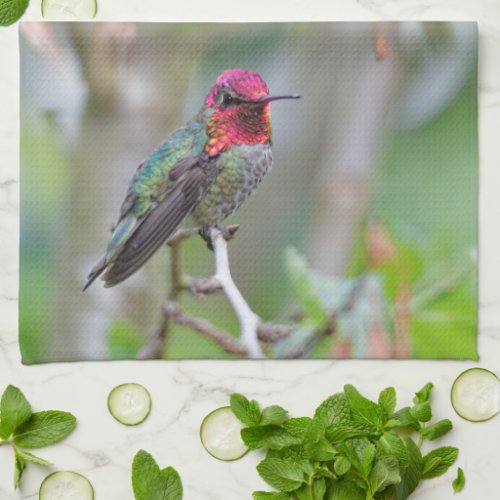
[19,21,478,362]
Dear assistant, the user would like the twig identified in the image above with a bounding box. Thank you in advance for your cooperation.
[137,228,196,359]
[210,227,264,359]
[163,301,246,355]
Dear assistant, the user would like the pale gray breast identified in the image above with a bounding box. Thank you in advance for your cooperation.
[192,143,273,226]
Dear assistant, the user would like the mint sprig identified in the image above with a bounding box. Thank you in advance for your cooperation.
[0,0,30,26]
[227,382,460,499]
[132,449,182,500]
[0,385,77,489]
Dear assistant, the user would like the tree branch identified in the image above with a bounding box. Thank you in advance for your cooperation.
[210,227,264,359]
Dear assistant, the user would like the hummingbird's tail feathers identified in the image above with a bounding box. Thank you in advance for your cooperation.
[83,257,107,291]
[103,168,210,287]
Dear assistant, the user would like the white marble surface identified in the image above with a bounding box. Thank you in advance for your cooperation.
[1,1,500,499]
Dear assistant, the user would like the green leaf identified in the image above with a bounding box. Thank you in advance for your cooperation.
[325,422,379,442]
[413,383,433,405]
[241,425,301,450]
[344,385,382,428]
[452,467,465,493]
[0,0,30,26]
[313,477,327,499]
[256,457,305,492]
[285,247,327,327]
[378,432,409,468]
[148,467,183,500]
[422,447,459,479]
[368,455,401,493]
[13,449,26,489]
[378,387,397,418]
[13,411,76,449]
[261,405,288,426]
[15,449,52,466]
[0,385,32,439]
[283,417,312,439]
[253,492,290,500]
[230,393,261,427]
[303,420,337,461]
[338,438,376,478]
[314,393,351,427]
[334,456,351,476]
[386,407,420,430]
[410,402,432,423]
[420,419,453,441]
[325,478,366,500]
[395,438,423,500]
[132,450,161,500]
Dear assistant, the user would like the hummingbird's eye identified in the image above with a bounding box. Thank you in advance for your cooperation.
[222,94,234,106]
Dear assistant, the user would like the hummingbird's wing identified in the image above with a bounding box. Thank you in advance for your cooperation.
[102,163,213,287]
[84,121,215,290]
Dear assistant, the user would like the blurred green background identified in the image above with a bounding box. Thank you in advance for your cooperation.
[19,22,477,362]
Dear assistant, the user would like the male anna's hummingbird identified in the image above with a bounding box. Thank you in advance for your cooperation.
[84,68,300,290]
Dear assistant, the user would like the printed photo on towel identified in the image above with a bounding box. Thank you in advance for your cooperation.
[19,22,478,362]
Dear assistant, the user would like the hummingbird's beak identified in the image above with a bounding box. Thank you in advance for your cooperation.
[256,93,301,103]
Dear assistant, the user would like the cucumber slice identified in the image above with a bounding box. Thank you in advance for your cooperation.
[42,0,97,20]
[200,406,248,461]
[107,383,151,426]
[451,368,500,422]
[39,471,94,500]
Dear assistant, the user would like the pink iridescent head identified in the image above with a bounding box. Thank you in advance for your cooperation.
[203,69,300,156]
[205,69,272,106]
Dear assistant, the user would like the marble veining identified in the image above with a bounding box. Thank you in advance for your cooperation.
[1,1,500,499]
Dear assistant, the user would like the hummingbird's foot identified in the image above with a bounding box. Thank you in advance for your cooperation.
[198,225,214,251]
[198,224,240,250]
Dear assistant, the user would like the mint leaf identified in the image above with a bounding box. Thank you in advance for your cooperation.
[13,449,26,489]
[413,383,433,405]
[303,420,337,461]
[422,447,459,479]
[13,411,76,448]
[325,422,379,442]
[395,438,423,500]
[379,432,409,468]
[283,417,312,439]
[368,455,401,493]
[260,406,288,426]
[148,467,182,500]
[0,385,32,439]
[253,492,289,500]
[257,457,305,492]
[420,419,452,441]
[344,385,382,428]
[314,393,350,427]
[339,438,375,478]
[386,407,420,430]
[15,449,52,466]
[132,450,161,500]
[410,402,432,423]
[313,477,327,499]
[452,467,465,493]
[0,0,29,26]
[334,455,351,476]
[378,387,397,417]
[230,394,261,427]
[326,478,366,500]
[241,425,300,450]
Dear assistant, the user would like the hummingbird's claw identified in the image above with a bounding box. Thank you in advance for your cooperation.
[198,225,214,251]
[198,224,240,251]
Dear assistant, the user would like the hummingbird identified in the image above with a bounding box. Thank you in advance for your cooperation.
[84,68,300,290]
